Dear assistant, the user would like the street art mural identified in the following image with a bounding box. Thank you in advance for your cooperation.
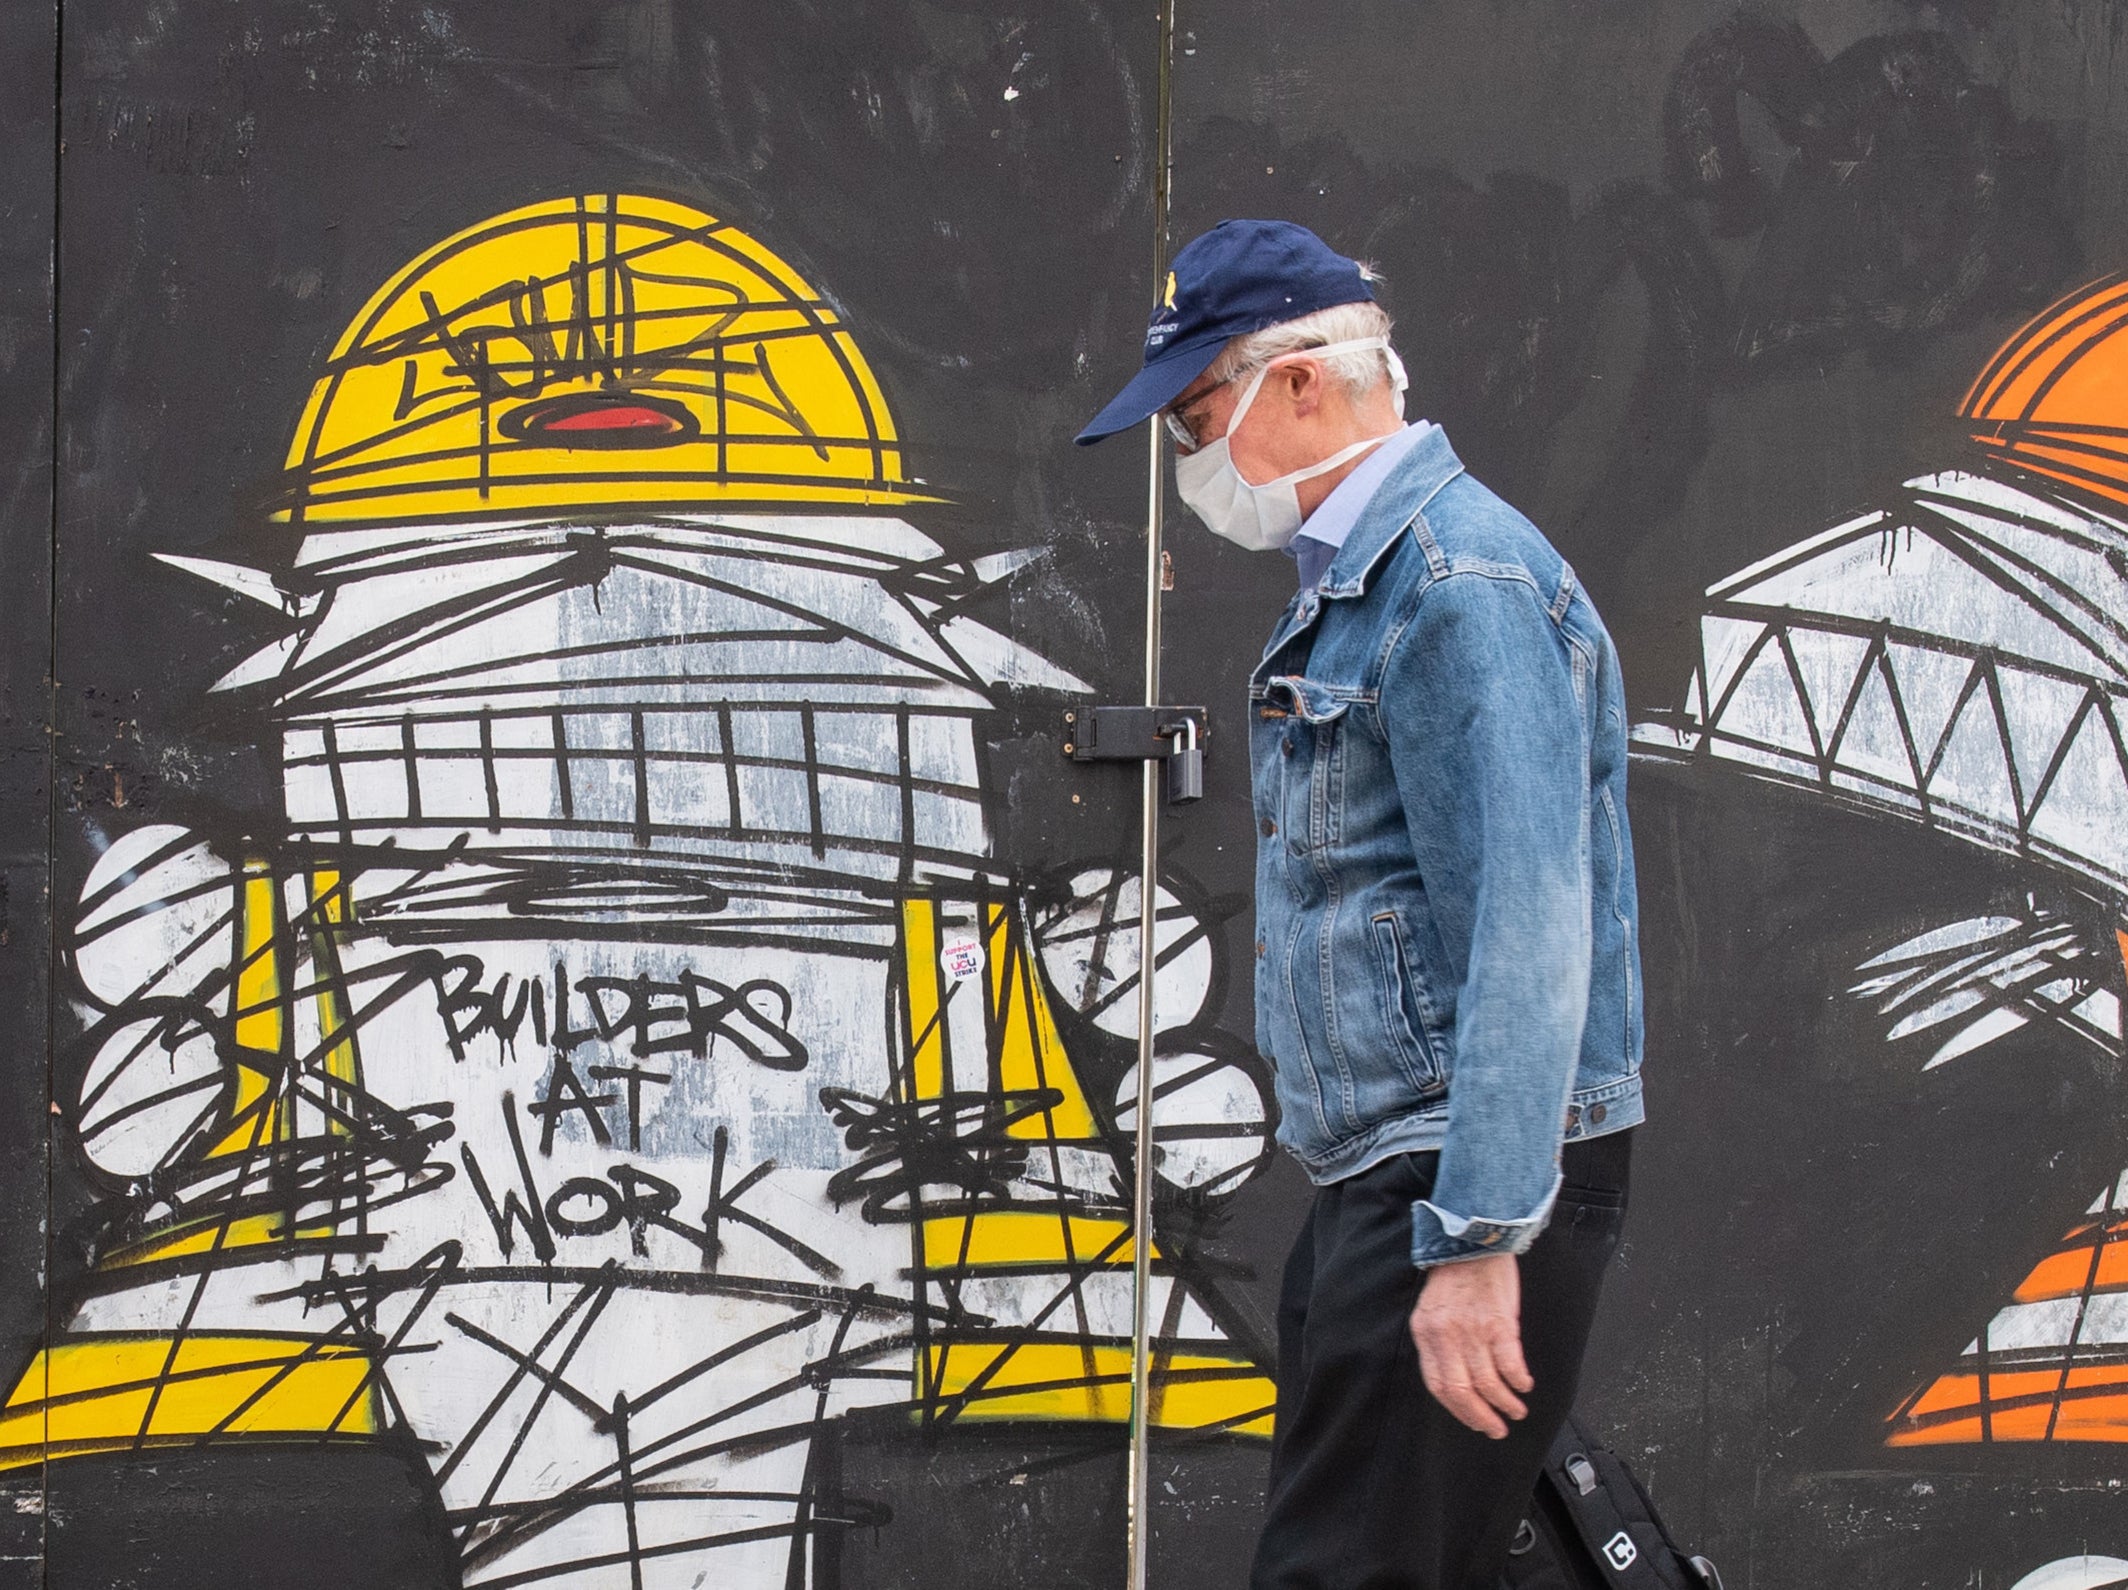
[7,193,1274,1588]
[1638,273,2128,1453]
[17,3,2128,1587]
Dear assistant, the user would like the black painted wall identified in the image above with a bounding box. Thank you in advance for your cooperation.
[7,3,2128,1588]
[0,3,52,1585]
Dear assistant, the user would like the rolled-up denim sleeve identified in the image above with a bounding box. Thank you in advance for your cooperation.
[1380,571,1592,1267]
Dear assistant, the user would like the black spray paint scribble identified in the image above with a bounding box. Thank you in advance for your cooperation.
[462,1098,840,1276]
[820,1086,1057,1220]
[431,956,807,1072]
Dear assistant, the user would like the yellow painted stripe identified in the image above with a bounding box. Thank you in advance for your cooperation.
[312,869,345,926]
[924,1341,1274,1434]
[0,1335,378,1470]
[207,1064,278,1160]
[920,1211,1156,1270]
[101,1215,338,1270]
[235,865,282,1055]
[903,899,945,1099]
[988,905,1097,1140]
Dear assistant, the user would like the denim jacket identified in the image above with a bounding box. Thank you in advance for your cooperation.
[1248,425,1644,1267]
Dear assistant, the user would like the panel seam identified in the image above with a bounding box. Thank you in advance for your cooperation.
[42,0,61,1574]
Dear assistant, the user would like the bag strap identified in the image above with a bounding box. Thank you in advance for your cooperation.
[1541,1417,1693,1590]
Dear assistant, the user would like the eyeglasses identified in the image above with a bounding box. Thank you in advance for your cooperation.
[1161,355,1277,453]
[1163,408,1206,453]
[1163,379,1232,454]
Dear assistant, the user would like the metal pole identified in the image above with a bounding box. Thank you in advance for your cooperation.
[1126,5,1177,1587]
[1124,430,1164,1590]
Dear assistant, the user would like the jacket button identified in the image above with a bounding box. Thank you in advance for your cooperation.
[1260,817,1276,837]
[1281,736,1294,757]
[1565,1105,1581,1129]
[1588,1103,1607,1127]
[1255,938,1266,958]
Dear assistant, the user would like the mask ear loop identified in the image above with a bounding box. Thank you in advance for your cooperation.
[1219,360,1277,447]
[1223,337,1409,446]
[1260,338,1409,416]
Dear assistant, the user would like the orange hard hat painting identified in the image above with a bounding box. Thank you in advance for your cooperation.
[1886,1182,2128,1446]
[1654,283,2128,1450]
[1961,274,2128,509]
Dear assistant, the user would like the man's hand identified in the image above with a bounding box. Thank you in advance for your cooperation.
[1408,1253,1531,1439]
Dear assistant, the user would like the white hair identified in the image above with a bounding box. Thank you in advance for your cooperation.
[1204,298,1397,399]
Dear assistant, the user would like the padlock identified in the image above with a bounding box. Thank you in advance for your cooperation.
[1165,717,1204,804]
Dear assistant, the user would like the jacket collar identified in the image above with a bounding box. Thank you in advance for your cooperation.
[1256,426,1465,667]
[1314,423,1464,600]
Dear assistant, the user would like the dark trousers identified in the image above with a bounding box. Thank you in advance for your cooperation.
[1251,1130,1632,1590]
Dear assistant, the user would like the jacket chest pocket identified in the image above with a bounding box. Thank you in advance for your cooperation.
[1370,910,1446,1097]
[1261,676,1353,856]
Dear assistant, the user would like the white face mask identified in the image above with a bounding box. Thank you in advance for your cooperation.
[1173,336,1409,552]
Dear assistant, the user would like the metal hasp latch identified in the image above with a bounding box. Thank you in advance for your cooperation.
[1063,706,1208,804]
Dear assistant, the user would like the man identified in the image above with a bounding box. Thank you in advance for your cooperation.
[1078,219,1644,1588]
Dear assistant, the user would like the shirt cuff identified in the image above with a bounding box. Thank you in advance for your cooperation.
[1410,1175,1562,1267]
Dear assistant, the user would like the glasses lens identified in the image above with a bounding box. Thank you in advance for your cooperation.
[1164,410,1198,453]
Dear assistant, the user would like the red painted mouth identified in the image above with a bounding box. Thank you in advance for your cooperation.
[500,392,701,449]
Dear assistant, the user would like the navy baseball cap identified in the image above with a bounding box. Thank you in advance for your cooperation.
[1075,219,1377,445]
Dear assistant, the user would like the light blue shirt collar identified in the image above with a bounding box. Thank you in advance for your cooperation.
[1289,421,1435,589]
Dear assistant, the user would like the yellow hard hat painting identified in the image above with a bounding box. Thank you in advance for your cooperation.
[10,184,1277,1590]
[272,193,933,525]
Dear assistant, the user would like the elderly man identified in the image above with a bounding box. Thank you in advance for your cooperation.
[1079,219,1645,1588]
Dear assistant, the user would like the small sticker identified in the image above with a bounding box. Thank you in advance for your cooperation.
[940,936,986,983]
